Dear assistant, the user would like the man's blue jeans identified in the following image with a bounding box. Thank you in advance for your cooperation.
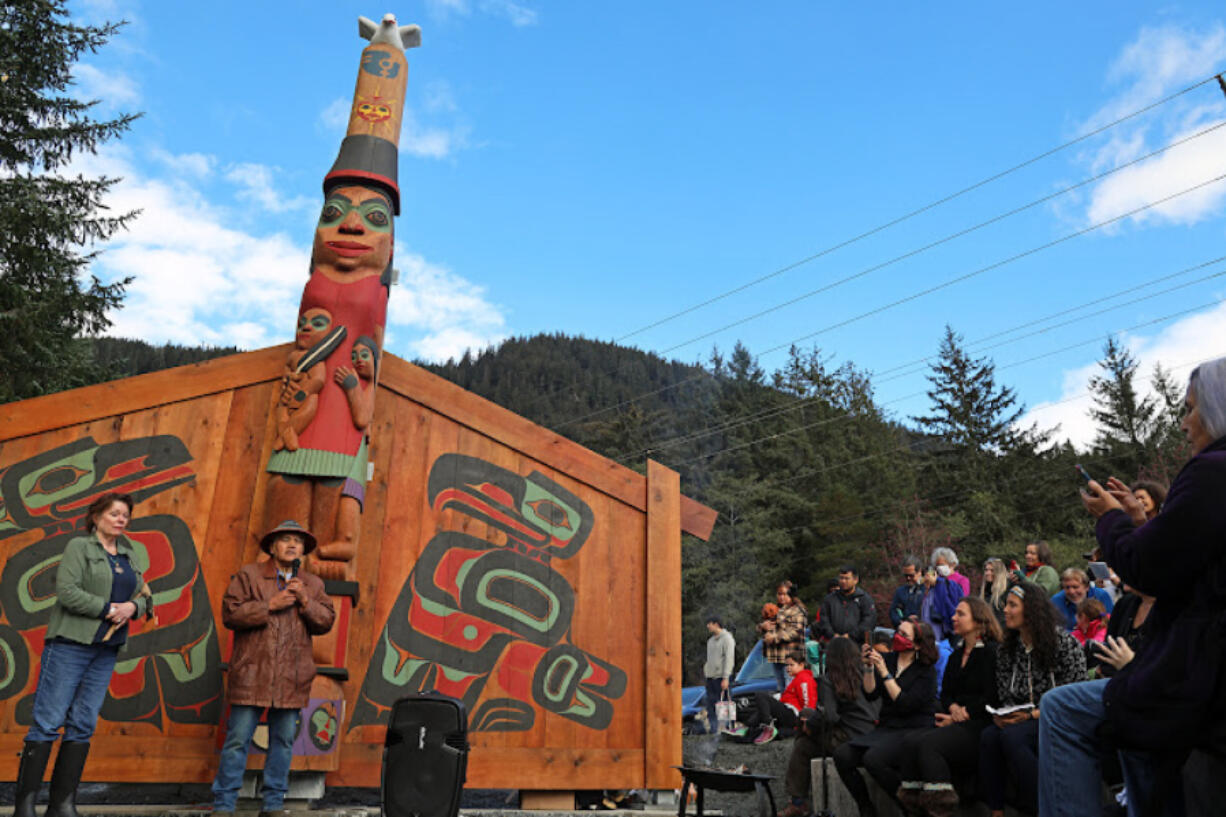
[771,662,787,692]
[26,640,120,742]
[704,678,725,733]
[212,705,299,811]
[1038,679,1170,817]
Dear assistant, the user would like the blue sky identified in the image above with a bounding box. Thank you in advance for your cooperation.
[68,0,1226,446]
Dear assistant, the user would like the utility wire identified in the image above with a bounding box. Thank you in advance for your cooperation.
[621,258,1226,459]
[703,354,1211,537]
[616,70,1226,344]
[558,170,1226,431]
[657,124,1226,355]
[517,73,1226,430]
[668,301,1223,467]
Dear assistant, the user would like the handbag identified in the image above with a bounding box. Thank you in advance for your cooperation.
[715,690,735,729]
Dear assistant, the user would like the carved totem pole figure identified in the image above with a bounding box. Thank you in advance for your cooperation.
[265,14,421,582]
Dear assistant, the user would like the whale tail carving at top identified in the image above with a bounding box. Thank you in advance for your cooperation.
[358,13,421,51]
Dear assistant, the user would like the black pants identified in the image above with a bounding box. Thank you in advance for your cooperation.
[832,728,912,816]
[704,678,724,732]
[785,721,851,799]
[979,719,1039,812]
[750,691,799,731]
[899,720,986,784]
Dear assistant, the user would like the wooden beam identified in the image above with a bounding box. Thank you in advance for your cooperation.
[644,460,682,790]
[0,346,717,539]
[0,346,287,442]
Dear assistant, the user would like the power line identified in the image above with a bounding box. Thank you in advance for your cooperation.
[668,302,1223,468]
[700,355,1211,537]
[558,170,1226,431]
[657,124,1226,355]
[622,256,1226,458]
[616,69,1226,345]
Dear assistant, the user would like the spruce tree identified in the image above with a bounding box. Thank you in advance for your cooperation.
[913,325,1023,452]
[0,0,139,402]
[1087,337,1158,473]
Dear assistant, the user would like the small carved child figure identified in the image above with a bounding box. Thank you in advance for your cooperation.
[314,336,379,579]
[275,307,335,452]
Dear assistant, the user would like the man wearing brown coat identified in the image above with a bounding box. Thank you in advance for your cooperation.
[211,521,335,817]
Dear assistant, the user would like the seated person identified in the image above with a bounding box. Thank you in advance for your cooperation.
[1072,597,1108,653]
[897,597,1002,817]
[780,637,878,817]
[833,620,939,817]
[734,650,816,745]
[979,583,1085,817]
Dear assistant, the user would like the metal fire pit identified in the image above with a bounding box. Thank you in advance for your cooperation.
[673,766,777,817]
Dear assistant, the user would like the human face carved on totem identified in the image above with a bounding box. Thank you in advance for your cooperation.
[296,307,333,349]
[312,185,393,282]
[352,343,377,380]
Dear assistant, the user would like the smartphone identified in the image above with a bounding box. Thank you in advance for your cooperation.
[1075,464,1094,484]
[1088,561,1111,582]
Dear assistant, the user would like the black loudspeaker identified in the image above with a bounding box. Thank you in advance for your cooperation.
[382,694,470,817]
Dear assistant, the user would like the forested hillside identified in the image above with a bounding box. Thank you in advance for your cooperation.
[65,331,1188,682]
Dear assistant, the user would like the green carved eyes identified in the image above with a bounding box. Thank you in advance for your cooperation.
[298,314,331,332]
[318,196,392,232]
[353,347,374,363]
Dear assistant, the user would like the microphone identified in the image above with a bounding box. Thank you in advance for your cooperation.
[291,558,301,579]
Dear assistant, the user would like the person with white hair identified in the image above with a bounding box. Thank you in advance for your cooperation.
[931,547,971,596]
[1038,356,1226,817]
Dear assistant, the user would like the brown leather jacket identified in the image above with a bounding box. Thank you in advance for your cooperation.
[222,560,335,709]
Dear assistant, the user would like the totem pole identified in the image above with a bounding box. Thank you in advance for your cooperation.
[265,13,421,584]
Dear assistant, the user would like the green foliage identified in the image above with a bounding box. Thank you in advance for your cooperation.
[0,0,139,402]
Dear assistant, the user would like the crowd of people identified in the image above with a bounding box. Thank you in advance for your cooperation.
[703,357,1226,817]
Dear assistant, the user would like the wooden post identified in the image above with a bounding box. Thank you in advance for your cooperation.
[644,459,682,790]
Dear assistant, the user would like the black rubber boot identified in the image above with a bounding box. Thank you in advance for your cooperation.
[46,740,90,817]
[14,741,54,817]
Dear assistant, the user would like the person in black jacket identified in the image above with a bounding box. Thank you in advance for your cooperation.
[816,564,877,643]
[1038,357,1226,817]
[897,597,1002,817]
[832,620,939,817]
[780,637,879,817]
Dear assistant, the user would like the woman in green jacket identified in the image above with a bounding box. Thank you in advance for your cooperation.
[12,492,151,817]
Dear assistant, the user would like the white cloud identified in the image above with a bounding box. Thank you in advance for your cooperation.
[1019,301,1226,448]
[423,80,459,114]
[318,97,351,133]
[1077,24,1226,228]
[72,63,141,109]
[481,0,538,27]
[150,148,214,179]
[224,162,315,215]
[424,0,537,26]
[67,143,506,360]
[388,250,507,361]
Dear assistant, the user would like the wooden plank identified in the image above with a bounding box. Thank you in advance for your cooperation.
[644,460,681,790]
[0,346,287,443]
[326,742,646,790]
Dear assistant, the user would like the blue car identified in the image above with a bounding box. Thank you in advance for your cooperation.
[681,639,779,733]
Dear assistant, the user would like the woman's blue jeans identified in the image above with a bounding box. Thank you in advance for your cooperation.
[26,640,119,742]
[1037,679,1172,817]
[211,705,299,811]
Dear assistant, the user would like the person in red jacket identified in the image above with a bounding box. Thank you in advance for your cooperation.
[750,651,816,745]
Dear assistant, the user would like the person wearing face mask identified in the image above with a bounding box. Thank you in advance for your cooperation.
[932,547,971,596]
[1038,358,1226,817]
[920,553,964,644]
[832,620,939,817]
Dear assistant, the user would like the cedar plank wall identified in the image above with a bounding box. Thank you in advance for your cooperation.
[0,347,713,790]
